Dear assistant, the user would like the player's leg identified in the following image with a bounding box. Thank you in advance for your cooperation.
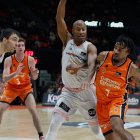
[0,102,9,123]
[46,91,77,140]
[77,87,105,140]
[105,132,121,140]
[24,93,45,140]
[109,98,135,140]
[110,116,135,140]
[0,89,15,123]
[46,112,66,140]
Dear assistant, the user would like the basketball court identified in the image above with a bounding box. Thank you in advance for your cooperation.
[0,105,140,140]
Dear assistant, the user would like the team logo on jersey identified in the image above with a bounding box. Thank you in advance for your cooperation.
[116,72,121,76]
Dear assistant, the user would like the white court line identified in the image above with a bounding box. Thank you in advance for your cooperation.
[0,137,37,140]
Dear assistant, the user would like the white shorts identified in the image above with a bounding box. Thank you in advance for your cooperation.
[54,84,97,121]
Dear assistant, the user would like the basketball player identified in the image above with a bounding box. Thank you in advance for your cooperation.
[0,28,20,94]
[95,34,138,140]
[0,38,45,140]
[46,0,104,140]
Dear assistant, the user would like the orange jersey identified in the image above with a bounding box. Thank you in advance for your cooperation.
[95,51,132,102]
[7,54,31,89]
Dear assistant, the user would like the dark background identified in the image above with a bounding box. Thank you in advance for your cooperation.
[0,0,140,74]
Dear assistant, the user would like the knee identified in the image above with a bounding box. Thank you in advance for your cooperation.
[0,107,4,114]
[111,120,124,134]
[0,104,8,114]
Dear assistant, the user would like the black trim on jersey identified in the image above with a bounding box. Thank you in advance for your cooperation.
[103,130,113,136]
[126,61,133,83]
[110,115,120,118]
[0,101,11,105]
[121,101,127,121]
[123,92,128,102]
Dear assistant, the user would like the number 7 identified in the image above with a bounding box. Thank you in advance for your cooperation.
[105,89,110,97]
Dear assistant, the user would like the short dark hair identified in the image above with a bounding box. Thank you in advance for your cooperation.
[116,34,138,62]
[0,28,20,41]
[18,37,26,44]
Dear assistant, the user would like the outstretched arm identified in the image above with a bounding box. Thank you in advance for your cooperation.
[56,0,71,45]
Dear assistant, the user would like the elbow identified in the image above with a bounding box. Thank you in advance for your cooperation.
[32,76,38,80]
[56,15,61,22]
[2,77,6,83]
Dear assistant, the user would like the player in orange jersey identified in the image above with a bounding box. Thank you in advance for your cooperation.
[95,34,139,140]
[0,38,45,140]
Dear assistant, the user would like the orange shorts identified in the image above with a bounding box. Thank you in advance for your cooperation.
[96,98,128,136]
[0,85,33,104]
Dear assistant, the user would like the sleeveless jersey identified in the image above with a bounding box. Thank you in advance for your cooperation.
[95,51,132,102]
[7,54,31,89]
[62,39,91,88]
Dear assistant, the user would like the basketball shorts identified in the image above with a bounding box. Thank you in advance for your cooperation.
[54,84,98,123]
[96,97,128,136]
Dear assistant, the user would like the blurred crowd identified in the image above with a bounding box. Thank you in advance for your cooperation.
[0,0,140,103]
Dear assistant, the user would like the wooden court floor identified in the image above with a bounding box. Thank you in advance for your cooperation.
[0,105,140,140]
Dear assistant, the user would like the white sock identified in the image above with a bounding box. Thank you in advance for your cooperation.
[46,112,65,140]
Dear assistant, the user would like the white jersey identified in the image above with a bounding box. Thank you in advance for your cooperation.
[62,39,91,88]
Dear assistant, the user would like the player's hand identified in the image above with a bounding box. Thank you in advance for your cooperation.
[30,67,39,80]
[16,63,24,76]
[81,80,90,90]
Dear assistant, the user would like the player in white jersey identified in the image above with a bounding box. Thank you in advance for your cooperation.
[0,28,20,94]
[46,0,104,140]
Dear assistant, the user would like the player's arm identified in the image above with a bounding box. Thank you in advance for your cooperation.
[56,0,71,46]
[3,57,24,82]
[28,56,39,80]
[96,51,109,70]
[80,43,97,89]
[128,63,140,88]
[86,43,97,82]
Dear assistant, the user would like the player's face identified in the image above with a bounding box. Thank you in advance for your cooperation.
[16,41,25,53]
[113,42,129,62]
[72,21,87,44]
[5,33,19,53]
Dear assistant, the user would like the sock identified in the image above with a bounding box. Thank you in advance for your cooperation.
[38,132,43,138]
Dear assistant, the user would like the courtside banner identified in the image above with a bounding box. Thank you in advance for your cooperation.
[128,94,140,108]
[42,92,60,106]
